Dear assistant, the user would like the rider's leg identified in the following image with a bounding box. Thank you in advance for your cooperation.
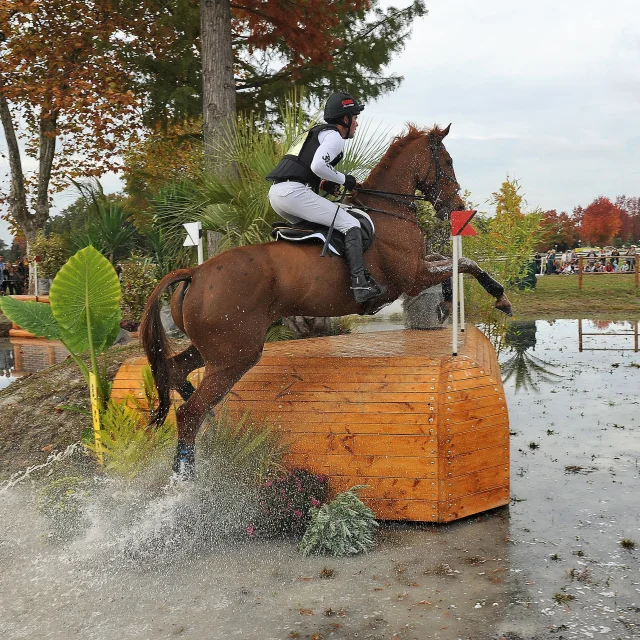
[268,183,387,303]
[343,226,387,303]
[268,182,359,231]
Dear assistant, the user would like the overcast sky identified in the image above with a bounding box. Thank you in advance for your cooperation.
[365,0,640,215]
[1,0,638,243]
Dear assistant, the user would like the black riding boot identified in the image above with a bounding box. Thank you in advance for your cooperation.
[344,228,387,303]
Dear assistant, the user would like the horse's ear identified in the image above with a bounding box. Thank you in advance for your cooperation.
[441,123,451,138]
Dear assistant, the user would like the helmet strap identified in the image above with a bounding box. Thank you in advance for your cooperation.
[340,113,353,139]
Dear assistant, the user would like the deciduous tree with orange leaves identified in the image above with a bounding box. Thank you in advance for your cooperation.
[579,196,622,246]
[0,0,159,244]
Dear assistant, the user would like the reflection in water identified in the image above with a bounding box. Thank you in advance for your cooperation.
[500,321,561,393]
[578,318,639,352]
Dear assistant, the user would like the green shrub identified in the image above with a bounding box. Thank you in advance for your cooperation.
[197,403,288,486]
[84,399,176,479]
[28,232,71,279]
[299,486,378,556]
[120,257,158,327]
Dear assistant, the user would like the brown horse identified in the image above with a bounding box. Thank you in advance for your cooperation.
[141,124,512,477]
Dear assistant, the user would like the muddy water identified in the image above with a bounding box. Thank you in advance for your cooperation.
[0,320,639,640]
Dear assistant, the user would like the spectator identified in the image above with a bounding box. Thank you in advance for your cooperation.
[5,267,19,295]
[604,261,614,273]
[0,255,5,295]
[610,248,620,267]
[546,249,556,275]
[626,245,636,270]
[534,252,542,275]
[587,249,597,268]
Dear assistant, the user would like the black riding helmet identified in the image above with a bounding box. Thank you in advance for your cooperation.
[324,92,365,124]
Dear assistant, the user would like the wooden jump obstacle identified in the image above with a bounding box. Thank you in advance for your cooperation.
[112,325,510,523]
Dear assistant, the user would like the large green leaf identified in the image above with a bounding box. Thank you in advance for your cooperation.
[49,246,121,354]
[0,298,61,340]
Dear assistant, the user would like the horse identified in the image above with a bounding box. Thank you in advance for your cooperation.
[140,124,512,477]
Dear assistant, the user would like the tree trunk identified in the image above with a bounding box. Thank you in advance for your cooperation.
[0,97,56,244]
[201,0,236,168]
[0,95,29,234]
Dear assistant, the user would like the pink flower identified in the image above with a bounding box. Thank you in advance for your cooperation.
[310,498,320,507]
[293,510,302,518]
[246,525,255,537]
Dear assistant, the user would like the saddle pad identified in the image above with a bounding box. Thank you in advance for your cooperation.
[270,208,375,256]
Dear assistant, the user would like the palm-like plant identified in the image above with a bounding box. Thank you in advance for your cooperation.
[73,202,136,263]
[153,99,390,254]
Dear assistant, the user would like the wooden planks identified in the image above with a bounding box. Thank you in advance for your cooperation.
[110,326,510,523]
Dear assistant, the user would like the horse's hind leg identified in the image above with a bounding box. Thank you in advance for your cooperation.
[172,354,261,478]
[168,345,204,401]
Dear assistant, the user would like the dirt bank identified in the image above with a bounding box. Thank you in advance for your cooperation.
[0,342,146,480]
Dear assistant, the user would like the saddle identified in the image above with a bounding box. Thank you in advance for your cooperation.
[270,208,375,256]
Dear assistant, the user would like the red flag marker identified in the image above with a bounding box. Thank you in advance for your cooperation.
[451,210,477,236]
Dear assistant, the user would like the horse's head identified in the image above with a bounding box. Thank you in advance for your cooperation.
[417,125,465,219]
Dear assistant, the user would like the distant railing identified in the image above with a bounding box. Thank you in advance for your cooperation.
[577,256,639,290]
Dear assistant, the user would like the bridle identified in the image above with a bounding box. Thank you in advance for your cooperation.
[351,137,457,223]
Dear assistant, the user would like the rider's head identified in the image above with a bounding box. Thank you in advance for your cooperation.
[324,92,364,140]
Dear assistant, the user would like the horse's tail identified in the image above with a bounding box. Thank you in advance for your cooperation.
[140,268,194,427]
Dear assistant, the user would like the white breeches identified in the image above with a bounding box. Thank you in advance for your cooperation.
[268,182,361,234]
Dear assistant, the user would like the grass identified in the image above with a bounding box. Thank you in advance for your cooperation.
[510,274,640,319]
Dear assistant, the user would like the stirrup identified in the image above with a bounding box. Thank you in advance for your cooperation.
[351,275,387,304]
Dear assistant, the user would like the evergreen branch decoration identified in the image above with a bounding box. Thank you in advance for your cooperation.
[299,486,378,557]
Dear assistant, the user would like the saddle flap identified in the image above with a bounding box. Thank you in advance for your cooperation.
[271,209,375,257]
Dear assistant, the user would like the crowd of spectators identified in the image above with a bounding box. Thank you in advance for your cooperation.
[535,245,636,275]
[0,255,29,295]
[534,246,637,275]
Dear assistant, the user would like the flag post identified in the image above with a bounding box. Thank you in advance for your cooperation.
[450,210,477,356]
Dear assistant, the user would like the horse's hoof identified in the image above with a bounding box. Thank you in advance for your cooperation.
[172,442,195,480]
[494,295,513,317]
[495,302,513,317]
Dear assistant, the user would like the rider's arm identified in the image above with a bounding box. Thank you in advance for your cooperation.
[310,129,347,184]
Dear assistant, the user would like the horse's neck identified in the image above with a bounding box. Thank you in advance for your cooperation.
[367,170,416,195]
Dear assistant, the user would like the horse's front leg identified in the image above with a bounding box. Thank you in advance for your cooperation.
[459,257,512,316]
[410,257,512,316]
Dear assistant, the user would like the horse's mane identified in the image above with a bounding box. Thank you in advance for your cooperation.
[363,123,445,186]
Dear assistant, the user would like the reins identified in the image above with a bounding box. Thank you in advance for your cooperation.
[355,187,431,202]
[349,196,419,225]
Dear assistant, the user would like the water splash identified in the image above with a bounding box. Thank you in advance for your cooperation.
[0,442,83,494]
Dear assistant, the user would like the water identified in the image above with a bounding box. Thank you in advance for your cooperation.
[0,319,639,639]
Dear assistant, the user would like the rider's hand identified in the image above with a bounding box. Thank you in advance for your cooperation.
[343,174,357,192]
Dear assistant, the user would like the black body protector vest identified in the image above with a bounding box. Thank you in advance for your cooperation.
[266,124,343,193]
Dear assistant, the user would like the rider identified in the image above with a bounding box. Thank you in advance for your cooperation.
[266,92,386,304]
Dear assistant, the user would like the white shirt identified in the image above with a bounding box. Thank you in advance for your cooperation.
[309,129,347,185]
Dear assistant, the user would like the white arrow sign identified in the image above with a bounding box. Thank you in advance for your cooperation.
[183,221,204,264]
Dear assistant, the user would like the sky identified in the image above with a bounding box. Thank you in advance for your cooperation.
[1,0,639,243]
